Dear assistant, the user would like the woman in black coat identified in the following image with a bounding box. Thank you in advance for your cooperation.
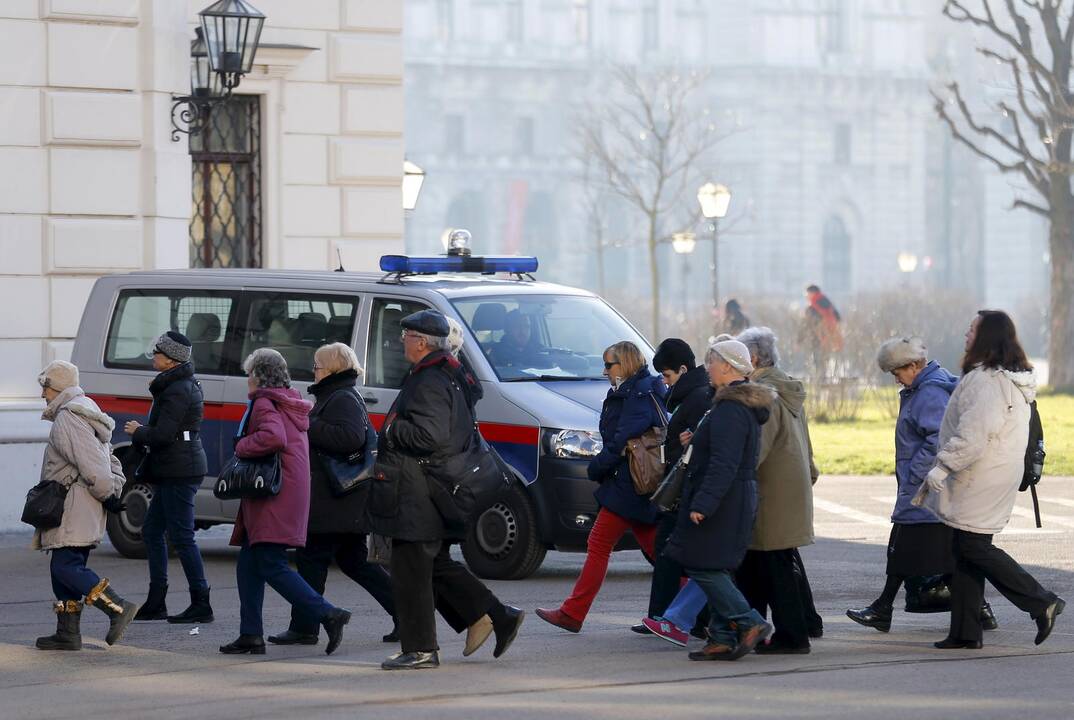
[124,331,212,624]
[267,343,397,646]
[664,339,775,661]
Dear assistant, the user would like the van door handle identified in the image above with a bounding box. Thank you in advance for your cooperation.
[361,395,379,405]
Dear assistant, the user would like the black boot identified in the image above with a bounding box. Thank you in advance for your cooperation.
[905,576,951,614]
[846,603,893,632]
[219,634,266,654]
[322,607,352,656]
[86,579,139,646]
[134,582,168,621]
[980,602,999,631]
[268,628,318,645]
[36,601,82,651]
[490,604,525,659]
[167,587,214,624]
[382,619,399,643]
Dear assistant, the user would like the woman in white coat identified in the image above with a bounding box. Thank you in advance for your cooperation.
[914,311,1064,649]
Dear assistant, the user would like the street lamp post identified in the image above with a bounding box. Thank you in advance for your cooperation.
[672,232,696,325]
[697,182,731,329]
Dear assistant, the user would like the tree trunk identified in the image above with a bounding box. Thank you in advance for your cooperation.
[1047,194,1074,390]
[648,218,661,339]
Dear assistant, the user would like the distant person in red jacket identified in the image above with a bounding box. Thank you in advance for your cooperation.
[800,285,844,378]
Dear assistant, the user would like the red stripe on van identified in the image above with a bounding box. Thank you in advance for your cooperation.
[90,396,539,445]
[89,394,246,422]
[367,412,538,445]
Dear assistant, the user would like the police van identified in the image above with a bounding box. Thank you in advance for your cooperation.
[71,236,654,579]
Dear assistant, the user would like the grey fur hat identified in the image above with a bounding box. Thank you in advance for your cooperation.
[877,336,927,373]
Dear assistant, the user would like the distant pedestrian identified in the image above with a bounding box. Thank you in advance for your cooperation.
[914,311,1064,649]
[125,331,213,624]
[847,336,1000,633]
[537,341,667,634]
[663,340,774,661]
[33,361,139,651]
[370,310,524,670]
[800,285,843,378]
[723,299,750,336]
[267,343,397,648]
[634,338,712,635]
[220,349,352,656]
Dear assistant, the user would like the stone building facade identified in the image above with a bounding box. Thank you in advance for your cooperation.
[0,0,405,527]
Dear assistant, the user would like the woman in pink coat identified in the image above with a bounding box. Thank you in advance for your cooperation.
[219,348,352,656]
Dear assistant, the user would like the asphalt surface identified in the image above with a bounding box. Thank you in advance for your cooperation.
[1,476,1072,720]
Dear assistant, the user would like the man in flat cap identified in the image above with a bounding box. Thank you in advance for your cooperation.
[370,310,524,670]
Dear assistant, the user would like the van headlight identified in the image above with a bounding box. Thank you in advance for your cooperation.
[545,429,603,458]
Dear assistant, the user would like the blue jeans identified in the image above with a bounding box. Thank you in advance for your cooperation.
[662,578,707,632]
[237,543,335,637]
[685,568,766,647]
[142,481,208,591]
[50,547,100,601]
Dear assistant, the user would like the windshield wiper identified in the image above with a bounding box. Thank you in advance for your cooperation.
[503,375,603,382]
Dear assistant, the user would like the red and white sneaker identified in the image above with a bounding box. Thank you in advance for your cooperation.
[642,617,689,647]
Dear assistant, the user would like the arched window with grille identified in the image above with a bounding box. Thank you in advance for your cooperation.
[822,215,852,294]
[189,95,263,268]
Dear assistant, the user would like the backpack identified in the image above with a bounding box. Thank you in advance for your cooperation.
[1020,400,1045,527]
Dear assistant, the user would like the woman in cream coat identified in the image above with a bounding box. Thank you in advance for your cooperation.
[914,311,1064,649]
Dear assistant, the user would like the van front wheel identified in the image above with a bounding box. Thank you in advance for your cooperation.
[106,481,153,559]
[462,482,546,580]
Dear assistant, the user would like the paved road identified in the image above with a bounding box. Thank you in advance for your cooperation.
[1,476,1072,720]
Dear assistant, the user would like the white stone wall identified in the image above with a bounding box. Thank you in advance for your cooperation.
[0,0,406,529]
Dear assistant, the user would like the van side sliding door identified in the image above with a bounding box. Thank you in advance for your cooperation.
[360,296,432,427]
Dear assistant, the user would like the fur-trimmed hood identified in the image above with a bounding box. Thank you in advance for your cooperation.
[714,380,776,424]
[42,387,115,443]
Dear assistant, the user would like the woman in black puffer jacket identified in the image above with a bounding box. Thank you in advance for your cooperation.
[125,331,212,624]
[267,343,397,647]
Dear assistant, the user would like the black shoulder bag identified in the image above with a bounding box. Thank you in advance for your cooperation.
[22,480,69,530]
[213,401,282,500]
[314,390,379,497]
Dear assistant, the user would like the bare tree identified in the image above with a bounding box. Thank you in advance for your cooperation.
[933,0,1074,388]
[577,66,726,338]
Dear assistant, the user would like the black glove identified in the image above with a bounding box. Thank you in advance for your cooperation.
[102,495,127,514]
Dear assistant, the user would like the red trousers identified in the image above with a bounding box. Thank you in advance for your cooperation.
[561,508,657,622]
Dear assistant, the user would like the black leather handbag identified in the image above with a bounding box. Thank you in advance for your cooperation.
[22,480,69,530]
[213,453,281,500]
[651,448,691,513]
[314,393,379,497]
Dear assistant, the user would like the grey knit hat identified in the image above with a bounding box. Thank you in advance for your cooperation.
[153,331,192,363]
[708,339,754,375]
[877,336,927,373]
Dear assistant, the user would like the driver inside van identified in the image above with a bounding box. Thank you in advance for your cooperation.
[488,310,545,371]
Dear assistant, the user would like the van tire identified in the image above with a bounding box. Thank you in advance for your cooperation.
[462,482,546,580]
[106,473,152,560]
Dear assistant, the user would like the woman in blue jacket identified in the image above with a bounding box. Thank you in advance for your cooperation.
[536,341,667,633]
[847,336,995,632]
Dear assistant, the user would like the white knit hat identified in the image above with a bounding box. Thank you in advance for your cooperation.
[877,336,927,373]
[38,360,79,392]
[709,339,754,375]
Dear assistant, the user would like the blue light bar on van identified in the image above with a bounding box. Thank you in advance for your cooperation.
[380,255,539,275]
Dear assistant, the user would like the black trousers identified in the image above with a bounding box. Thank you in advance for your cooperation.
[647,512,683,618]
[736,549,811,648]
[290,532,396,635]
[390,539,497,653]
[791,548,823,635]
[949,529,1056,643]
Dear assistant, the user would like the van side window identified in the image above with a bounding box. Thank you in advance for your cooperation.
[366,298,428,389]
[105,291,236,374]
[238,293,359,382]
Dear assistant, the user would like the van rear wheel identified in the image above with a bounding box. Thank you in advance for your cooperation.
[462,482,546,580]
[106,481,153,559]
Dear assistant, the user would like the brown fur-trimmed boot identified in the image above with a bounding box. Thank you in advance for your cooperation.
[86,579,139,646]
[36,600,83,651]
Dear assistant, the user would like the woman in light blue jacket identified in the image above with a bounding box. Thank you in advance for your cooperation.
[847,337,995,633]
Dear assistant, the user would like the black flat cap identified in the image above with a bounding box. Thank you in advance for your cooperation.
[400,309,450,338]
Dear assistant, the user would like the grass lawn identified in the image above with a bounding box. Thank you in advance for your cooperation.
[809,387,1074,477]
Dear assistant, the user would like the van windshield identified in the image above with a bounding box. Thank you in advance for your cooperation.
[452,294,649,381]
